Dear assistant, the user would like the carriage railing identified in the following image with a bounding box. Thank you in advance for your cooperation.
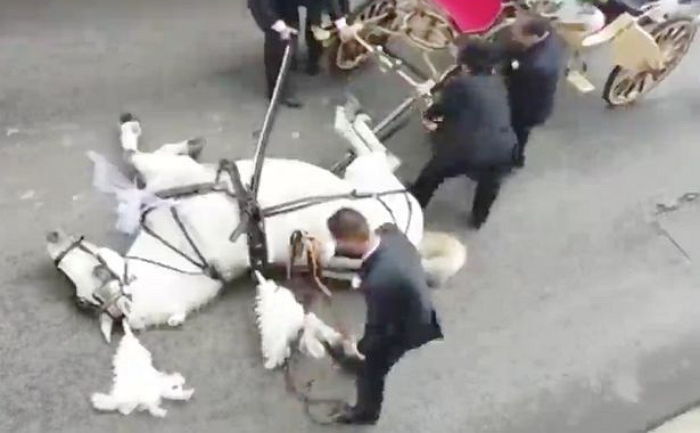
[350,32,461,141]
[319,0,458,78]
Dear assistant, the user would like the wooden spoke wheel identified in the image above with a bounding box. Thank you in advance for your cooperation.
[329,0,398,72]
[403,8,458,51]
[603,17,697,106]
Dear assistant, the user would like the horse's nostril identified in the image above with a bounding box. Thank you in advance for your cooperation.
[46,231,60,243]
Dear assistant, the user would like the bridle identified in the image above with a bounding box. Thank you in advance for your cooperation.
[53,236,131,319]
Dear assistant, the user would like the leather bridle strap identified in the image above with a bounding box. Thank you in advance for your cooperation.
[53,236,89,268]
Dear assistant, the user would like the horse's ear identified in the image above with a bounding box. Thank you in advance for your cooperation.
[253,270,266,285]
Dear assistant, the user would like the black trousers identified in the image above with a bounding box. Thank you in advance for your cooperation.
[305,25,323,71]
[263,29,297,98]
[511,114,537,162]
[410,155,508,225]
[354,344,406,418]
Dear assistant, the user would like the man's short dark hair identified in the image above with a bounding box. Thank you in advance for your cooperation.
[522,16,552,38]
[457,39,502,74]
[327,208,370,241]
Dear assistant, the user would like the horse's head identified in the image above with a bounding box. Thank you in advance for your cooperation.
[46,229,103,307]
[46,229,130,342]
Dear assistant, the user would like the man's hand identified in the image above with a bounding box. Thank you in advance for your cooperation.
[271,19,298,40]
[422,116,440,131]
[415,79,436,97]
[335,18,362,43]
[342,336,366,361]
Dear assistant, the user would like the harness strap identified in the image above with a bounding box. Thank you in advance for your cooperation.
[218,159,269,272]
[403,191,414,235]
[287,230,332,298]
[262,188,408,218]
[375,195,398,227]
[139,208,209,272]
[170,207,210,272]
[123,255,206,276]
[156,182,223,200]
[53,236,88,267]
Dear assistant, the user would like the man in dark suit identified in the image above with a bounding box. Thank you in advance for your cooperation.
[247,0,351,108]
[409,39,518,229]
[327,208,443,425]
[303,0,349,75]
[501,13,564,167]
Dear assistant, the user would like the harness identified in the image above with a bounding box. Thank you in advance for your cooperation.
[53,236,131,320]
[127,206,220,279]
[140,158,416,280]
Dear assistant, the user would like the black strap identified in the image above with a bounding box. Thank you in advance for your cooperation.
[217,159,269,273]
[123,255,205,276]
[53,236,88,267]
[170,207,210,271]
[262,188,407,218]
[139,212,208,272]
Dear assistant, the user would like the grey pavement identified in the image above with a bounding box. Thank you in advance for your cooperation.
[1,1,700,432]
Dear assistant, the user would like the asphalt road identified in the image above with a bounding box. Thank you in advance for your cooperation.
[1,1,700,432]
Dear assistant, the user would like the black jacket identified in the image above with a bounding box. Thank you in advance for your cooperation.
[426,73,517,169]
[504,34,564,126]
[248,0,343,30]
[357,225,443,355]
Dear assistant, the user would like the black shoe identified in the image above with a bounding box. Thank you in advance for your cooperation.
[513,154,525,168]
[268,95,303,109]
[332,405,378,425]
[280,96,303,109]
[469,215,485,230]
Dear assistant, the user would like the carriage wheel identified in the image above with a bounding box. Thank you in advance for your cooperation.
[403,9,458,51]
[328,0,398,72]
[602,17,697,107]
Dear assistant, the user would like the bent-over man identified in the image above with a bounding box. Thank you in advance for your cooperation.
[327,208,443,425]
[502,13,564,167]
[410,39,518,229]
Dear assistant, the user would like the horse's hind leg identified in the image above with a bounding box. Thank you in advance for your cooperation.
[155,137,206,161]
[120,113,142,153]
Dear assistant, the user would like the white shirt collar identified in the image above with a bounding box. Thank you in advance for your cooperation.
[362,236,381,262]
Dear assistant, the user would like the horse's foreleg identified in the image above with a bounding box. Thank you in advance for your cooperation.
[352,114,401,172]
[334,106,371,157]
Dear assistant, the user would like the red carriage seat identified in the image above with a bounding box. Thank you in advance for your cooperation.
[434,0,502,34]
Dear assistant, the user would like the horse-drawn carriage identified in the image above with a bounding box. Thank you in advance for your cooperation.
[322,0,698,110]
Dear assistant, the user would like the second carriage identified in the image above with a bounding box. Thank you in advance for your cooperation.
[319,0,698,108]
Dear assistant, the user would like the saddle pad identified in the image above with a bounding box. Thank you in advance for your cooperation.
[433,0,502,34]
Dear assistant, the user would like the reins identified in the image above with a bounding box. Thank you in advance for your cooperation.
[282,230,359,425]
[283,350,348,426]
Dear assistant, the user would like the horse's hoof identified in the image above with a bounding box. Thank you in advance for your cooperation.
[167,314,186,327]
[119,113,138,124]
[186,137,205,161]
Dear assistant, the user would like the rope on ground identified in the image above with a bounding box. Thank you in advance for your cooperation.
[283,350,347,426]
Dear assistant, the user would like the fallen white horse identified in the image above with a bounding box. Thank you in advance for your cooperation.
[91,323,194,417]
[46,107,466,348]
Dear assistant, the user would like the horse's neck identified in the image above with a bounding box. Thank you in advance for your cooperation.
[127,208,206,274]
